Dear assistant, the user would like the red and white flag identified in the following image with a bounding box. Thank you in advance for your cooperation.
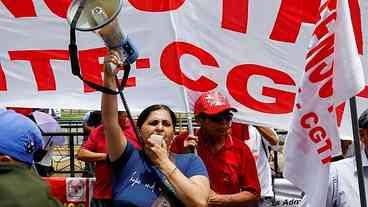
[283,0,365,206]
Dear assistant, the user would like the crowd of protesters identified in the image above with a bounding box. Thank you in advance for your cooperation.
[1,50,366,207]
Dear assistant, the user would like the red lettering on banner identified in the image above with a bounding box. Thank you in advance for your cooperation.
[300,112,332,164]
[308,62,333,83]
[136,58,150,69]
[44,0,72,18]
[326,0,337,10]
[318,138,332,156]
[309,126,326,143]
[318,78,332,98]
[313,12,336,40]
[309,0,363,54]
[221,0,248,33]
[270,0,320,43]
[227,64,295,114]
[349,0,363,55]
[78,48,106,93]
[129,0,185,12]
[1,0,37,17]
[8,50,69,91]
[300,112,319,128]
[305,34,334,66]
[160,42,218,92]
[321,152,332,164]
[305,34,334,99]
[79,48,136,93]
[2,0,72,19]
[0,64,7,90]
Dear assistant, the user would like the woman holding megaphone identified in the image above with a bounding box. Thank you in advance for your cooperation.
[101,50,210,207]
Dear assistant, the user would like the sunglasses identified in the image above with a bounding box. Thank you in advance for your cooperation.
[206,113,233,122]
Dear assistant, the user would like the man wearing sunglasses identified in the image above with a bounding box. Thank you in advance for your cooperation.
[171,90,260,207]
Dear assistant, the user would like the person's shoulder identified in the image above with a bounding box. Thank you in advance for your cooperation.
[231,136,250,148]
[95,124,104,131]
[171,131,189,146]
[86,124,104,141]
[329,157,356,184]
[0,164,62,206]
[331,156,355,168]
[174,153,208,177]
[91,125,104,135]
[174,131,189,140]
[231,135,245,144]
[174,153,204,165]
[175,152,197,160]
[231,136,254,155]
[330,157,355,177]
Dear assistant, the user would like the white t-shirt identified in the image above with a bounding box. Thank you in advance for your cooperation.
[245,126,274,198]
[299,150,368,207]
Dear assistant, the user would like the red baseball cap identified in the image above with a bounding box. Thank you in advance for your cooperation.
[194,91,237,116]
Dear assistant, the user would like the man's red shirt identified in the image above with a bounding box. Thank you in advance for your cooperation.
[81,121,140,199]
[171,130,260,196]
[231,122,250,142]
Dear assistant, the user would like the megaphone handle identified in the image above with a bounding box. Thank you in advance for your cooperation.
[109,62,117,72]
[186,116,198,154]
[187,116,194,136]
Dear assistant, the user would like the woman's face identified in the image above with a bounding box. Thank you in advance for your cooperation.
[140,109,175,147]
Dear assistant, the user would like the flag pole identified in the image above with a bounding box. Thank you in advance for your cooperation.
[181,86,197,154]
[349,96,367,207]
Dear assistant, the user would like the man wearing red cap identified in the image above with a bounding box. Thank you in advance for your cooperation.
[171,90,261,206]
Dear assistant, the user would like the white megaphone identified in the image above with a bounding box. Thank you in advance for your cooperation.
[66,0,138,65]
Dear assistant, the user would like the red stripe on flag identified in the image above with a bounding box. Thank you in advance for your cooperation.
[0,64,7,91]
[335,102,346,127]
[357,86,368,98]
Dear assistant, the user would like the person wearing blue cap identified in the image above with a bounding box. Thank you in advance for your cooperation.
[0,109,62,207]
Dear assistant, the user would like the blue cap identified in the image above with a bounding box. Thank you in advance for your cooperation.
[0,110,44,165]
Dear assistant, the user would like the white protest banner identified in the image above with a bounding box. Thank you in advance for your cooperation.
[0,1,367,134]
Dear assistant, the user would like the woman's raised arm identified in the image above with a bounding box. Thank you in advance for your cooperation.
[101,51,127,162]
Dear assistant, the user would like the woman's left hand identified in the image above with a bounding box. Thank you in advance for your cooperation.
[103,49,124,77]
[145,135,171,167]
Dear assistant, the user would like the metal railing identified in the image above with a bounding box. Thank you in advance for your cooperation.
[43,132,86,177]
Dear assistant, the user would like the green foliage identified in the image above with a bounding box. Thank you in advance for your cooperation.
[59,109,86,121]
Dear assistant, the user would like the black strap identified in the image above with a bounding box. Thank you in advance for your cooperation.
[68,0,131,95]
[139,152,184,207]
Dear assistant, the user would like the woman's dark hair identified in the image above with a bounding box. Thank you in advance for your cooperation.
[136,104,177,129]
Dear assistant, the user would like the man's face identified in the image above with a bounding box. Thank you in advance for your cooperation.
[341,140,352,157]
[199,111,233,139]
[118,111,128,128]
